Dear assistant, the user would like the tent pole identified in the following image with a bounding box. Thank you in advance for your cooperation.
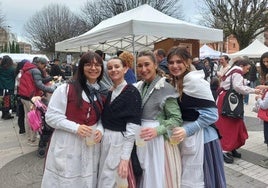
[132,34,137,78]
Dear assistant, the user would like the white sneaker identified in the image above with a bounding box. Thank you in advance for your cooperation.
[27,140,39,147]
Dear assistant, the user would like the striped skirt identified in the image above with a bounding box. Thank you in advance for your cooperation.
[204,139,226,188]
[164,141,181,188]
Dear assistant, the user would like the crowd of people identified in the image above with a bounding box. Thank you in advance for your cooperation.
[1,47,268,187]
[0,56,71,147]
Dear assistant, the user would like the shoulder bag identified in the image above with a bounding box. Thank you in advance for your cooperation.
[221,74,244,119]
[257,91,268,122]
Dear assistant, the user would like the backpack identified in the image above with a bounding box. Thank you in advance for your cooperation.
[18,63,40,99]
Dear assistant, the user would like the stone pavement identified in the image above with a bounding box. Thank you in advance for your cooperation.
[0,95,268,188]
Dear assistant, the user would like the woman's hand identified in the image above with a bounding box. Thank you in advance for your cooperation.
[118,159,129,179]
[256,85,268,90]
[77,124,93,137]
[140,127,157,141]
[254,88,261,95]
[94,129,102,143]
[172,127,186,142]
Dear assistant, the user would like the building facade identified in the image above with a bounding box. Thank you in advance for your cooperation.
[0,27,31,53]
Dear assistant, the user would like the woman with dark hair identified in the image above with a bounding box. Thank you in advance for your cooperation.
[217,55,231,79]
[216,58,260,164]
[0,55,15,119]
[167,47,226,188]
[255,52,268,151]
[14,60,27,133]
[41,51,108,188]
[258,52,268,85]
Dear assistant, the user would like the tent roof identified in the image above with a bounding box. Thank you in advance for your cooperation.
[229,39,268,58]
[56,4,223,53]
[200,44,225,59]
[0,53,49,63]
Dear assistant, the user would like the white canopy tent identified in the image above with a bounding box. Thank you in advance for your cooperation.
[229,39,268,59]
[55,4,223,53]
[0,53,49,63]
[200,44,225,59]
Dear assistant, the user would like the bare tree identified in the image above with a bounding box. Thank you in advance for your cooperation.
[0,2,6,28]
[81,0,183,29]
[24,4,87,54]
[200,0,268,50]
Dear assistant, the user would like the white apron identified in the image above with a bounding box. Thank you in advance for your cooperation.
[137,119,165,188]
[97,129,127,188]
[41,124,100,188]
[180,121,204,188]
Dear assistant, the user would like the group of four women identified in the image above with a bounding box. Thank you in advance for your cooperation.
[41,47,226,188]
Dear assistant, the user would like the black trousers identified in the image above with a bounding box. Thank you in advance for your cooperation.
[17,97,25,132]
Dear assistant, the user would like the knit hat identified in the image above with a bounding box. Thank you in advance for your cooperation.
[38,57,48,64]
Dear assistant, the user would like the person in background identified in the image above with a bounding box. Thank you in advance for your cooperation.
[217,55,231,79]
[248,61,258,88]
[0,55,15,120]
[42,51,107,188]
[154,48,169,75]
[192,57,212,82]
[95,50,113,89]
[14,60,27,134]
[255,62,261,84]
[97,57,142,188]
[72,55,81,76]
[255,52,268,151]
[135,50,182,188]
[60,60,72,79]
[50,58,65,80]
[215,58,260,164]
[119,51,137,84]
[243,57,257,105]
[255,76,268,148]
[116,50,123,57]
[18,57,56,146]
[167,47,226,188]
[203,57,213,81]
[257,52,268,85]
[192,57,203,70]
[255,72,268,168]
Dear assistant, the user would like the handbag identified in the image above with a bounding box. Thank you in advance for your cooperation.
[258,108,268,121]
[221,74,244,119]
[257,91,268,121]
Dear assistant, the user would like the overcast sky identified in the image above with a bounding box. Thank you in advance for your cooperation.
[2,0,201,42]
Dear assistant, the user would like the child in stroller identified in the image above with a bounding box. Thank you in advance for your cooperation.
[28,96,54,158]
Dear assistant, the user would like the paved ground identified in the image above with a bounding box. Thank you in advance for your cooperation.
[0,95,268,188]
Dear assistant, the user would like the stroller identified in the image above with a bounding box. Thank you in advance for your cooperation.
[27,97,54,158]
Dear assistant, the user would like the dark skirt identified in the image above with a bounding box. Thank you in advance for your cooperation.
[264,121,268,144]
[204,139,226,188]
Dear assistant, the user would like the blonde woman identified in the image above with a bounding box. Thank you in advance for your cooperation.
[119,51,137,83]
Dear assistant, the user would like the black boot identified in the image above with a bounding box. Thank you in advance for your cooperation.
[231,149,241,158]
[1,110,14,120]
[223,152,234,163]
[2,113,14,120]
